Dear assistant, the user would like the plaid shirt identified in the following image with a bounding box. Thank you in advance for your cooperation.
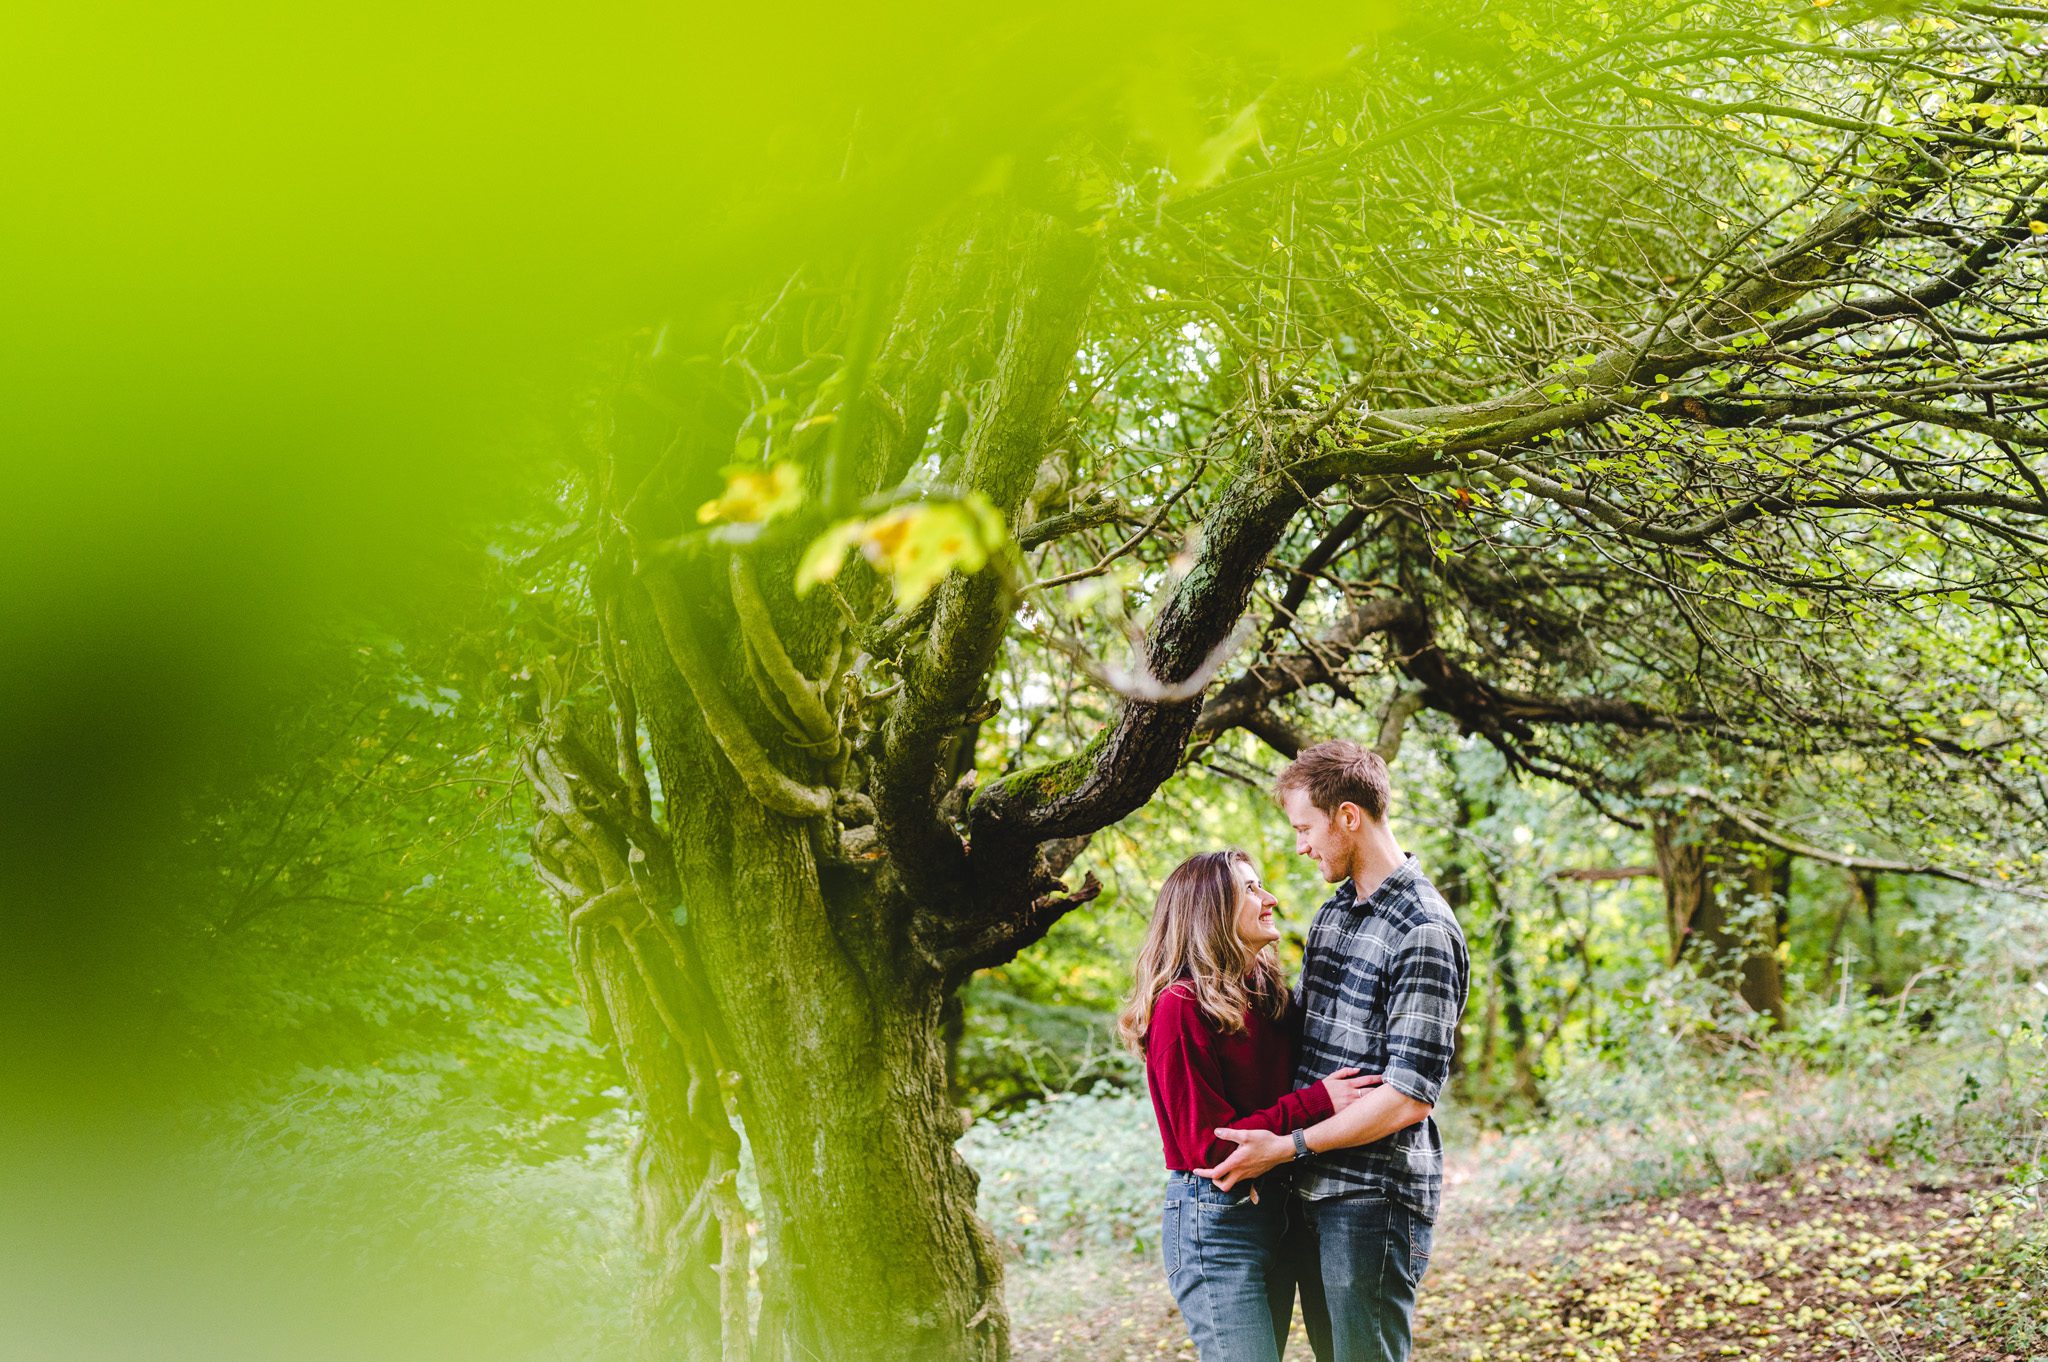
[1291,854,1469,1220]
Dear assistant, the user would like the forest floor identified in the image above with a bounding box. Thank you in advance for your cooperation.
[1006,1156,2043,1362]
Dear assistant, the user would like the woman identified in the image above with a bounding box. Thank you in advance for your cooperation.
[1118,849,1379,1362]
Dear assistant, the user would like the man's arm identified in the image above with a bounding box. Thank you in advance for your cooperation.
[1195,1083,1431,1191]
[1302,1081,1432,1153]
[1198,916,1467,1191]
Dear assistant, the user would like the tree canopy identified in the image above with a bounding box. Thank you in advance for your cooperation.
[490,3,2048,1356]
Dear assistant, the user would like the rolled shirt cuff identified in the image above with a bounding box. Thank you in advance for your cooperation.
[1380,1061,1442,1108]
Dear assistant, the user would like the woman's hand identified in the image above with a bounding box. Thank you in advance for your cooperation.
[1320,1067,1385,1112]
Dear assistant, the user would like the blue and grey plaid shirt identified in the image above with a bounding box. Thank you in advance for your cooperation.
[1291,854,1469,1220]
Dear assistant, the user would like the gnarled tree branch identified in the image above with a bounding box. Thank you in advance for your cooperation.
[873,213,1100,896]
[638,564,833,820]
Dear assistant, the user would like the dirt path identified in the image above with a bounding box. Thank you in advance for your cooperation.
[1007,1159,2039,1362]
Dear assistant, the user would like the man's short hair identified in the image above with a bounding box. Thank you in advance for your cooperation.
[1276,740,1390,822]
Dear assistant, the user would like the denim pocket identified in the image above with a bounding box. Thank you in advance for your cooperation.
[1406,1211,1434,1285]
[1162,1200,1182,1277]
[1194,1181,1250,1210]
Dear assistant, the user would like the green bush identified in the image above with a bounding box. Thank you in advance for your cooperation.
[957,983,1138,1115]
[960,1085,1162,1263]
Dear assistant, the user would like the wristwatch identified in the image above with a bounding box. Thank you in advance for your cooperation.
[1292,1129,1312,1162]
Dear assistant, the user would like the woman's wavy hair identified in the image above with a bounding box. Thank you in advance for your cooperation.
[1116,849,1287,1054]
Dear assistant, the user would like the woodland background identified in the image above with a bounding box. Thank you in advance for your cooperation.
[1,1,2045,1360]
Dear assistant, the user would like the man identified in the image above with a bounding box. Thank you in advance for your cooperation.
[1197,740,1470,1362]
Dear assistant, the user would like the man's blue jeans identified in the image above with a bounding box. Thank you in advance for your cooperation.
[1288,1192,1433,1362]
[1161,1171,1296,1362]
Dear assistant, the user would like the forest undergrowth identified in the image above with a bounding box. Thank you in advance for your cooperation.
[181,908,2045,1362]
[973,998,2047,1362]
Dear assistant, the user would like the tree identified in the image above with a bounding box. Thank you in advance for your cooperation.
[512,3,2048,1356]
[1651,815,1789,1025]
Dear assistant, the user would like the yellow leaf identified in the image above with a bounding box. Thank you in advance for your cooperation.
[864,505,918,559]
[795,495,1008,606]
[879,502,989,608]
[697,462,803,526]
[794,519,864,594]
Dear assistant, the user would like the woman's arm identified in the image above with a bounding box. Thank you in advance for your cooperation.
[1148,990,1353,1164]
[1145,989,1247,1168]
[1229,1071,1335,1137]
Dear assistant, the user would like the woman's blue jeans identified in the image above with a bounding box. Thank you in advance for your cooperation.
[1160,1170,1295,1362]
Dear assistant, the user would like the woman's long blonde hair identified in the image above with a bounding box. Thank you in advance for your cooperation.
[1116,849,1288,1053]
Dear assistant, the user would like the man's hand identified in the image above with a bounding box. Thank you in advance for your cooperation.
[1194,1128,1292,1192]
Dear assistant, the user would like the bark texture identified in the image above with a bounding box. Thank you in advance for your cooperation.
[1652,818,1789,1026]
[513,205,1098,1362]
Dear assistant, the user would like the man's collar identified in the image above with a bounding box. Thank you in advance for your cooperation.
[1333,852,1419,916]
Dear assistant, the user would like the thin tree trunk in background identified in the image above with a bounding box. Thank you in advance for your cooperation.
[1441,777,1537,1101]
[1493,889,1537,1102]
[1653,818,1788,1027]
[1738,849,1790,1028]
[1437,802,1476,1083]
[1855,871,1885,992]
[1653,821,1713,968]
[1476,972,1499,1076]
[1825,870,1855,972]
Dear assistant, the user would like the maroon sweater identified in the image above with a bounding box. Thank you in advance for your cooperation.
[1143,980,1334,1170]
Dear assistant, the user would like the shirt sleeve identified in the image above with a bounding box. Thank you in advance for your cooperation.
[1379,920,1470,1107]
[1255,1076,1336,1133]
[1148,990,1336,1167]
[1145,989,1243,1167]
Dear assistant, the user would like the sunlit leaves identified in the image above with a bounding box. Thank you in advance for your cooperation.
[796,493,1010,609]
[696,462,803,527]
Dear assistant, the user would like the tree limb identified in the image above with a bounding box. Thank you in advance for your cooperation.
[637,565,833,820]
[1194,596,1421,740]
[1665,784,2047,901]
[728,554,840,745]
[873,213,1100,892]
[1018,496,1140,549]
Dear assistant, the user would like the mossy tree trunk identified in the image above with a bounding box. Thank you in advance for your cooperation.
[516,207,1109,1362]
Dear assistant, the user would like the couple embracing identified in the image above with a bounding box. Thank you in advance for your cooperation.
[1116,740,1470,1362]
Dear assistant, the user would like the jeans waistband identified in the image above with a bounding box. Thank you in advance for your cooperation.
[1167,1168,1293,1187]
